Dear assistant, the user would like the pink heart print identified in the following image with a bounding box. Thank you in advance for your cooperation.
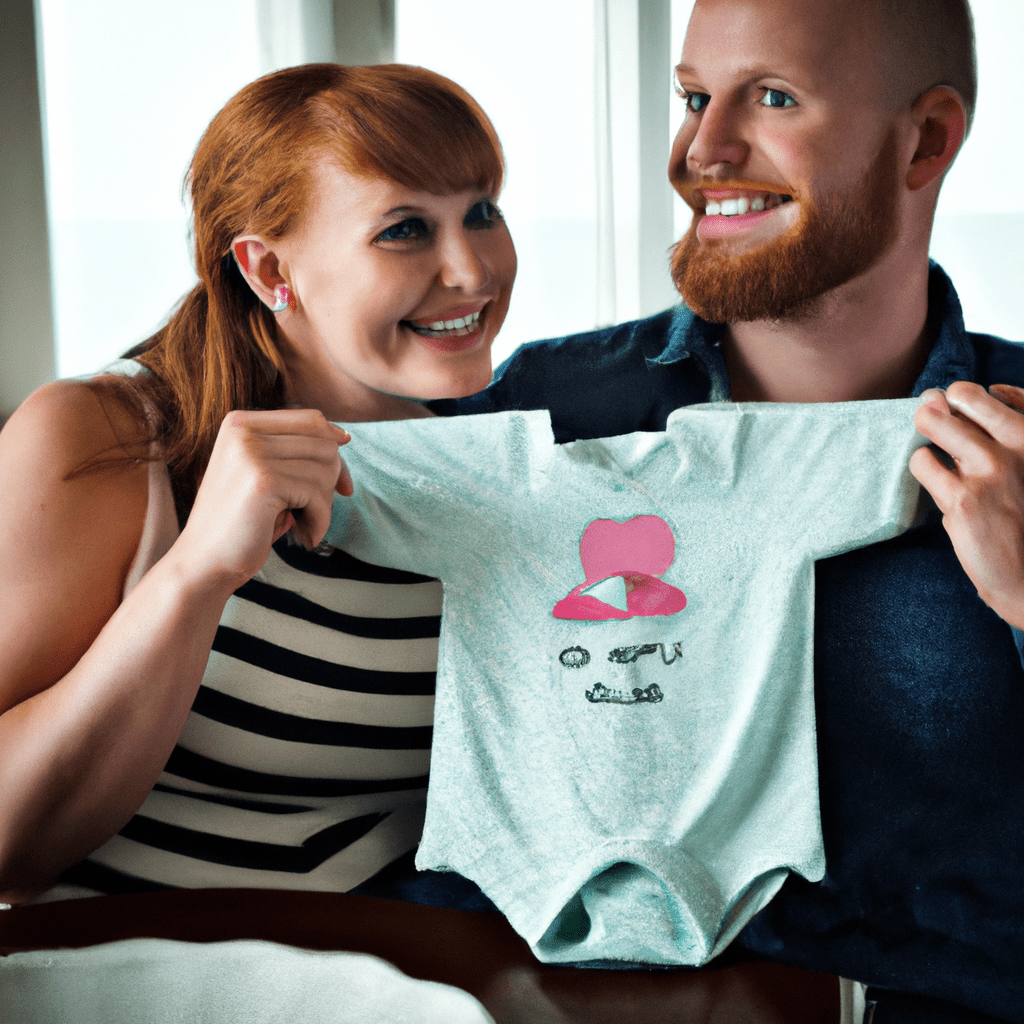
[552,515,687,621]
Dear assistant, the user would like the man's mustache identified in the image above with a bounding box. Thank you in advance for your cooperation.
[674,178,799,211]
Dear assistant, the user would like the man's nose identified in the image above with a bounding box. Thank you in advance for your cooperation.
[683,99,750,173]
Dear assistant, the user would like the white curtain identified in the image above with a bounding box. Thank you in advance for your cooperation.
[35,0,391,379]
[256,0,335,70]
[593,0,676,327]
[256,0,391,71]
[37,0,265,377]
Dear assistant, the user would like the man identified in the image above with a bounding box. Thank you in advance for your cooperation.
[445,0,1024,1020]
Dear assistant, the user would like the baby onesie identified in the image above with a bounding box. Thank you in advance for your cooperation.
[325,401,927,965]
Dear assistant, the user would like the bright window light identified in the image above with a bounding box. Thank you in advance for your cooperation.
[35,0,1024,383]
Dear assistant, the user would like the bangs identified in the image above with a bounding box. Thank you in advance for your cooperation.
[316,65,505,196]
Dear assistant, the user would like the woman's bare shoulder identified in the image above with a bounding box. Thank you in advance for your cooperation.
[1,377,150,470]
[0,380,153,710]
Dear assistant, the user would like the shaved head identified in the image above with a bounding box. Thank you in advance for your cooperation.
[875,0,976,130]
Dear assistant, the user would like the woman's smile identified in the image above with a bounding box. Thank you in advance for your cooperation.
[403,303,487,346]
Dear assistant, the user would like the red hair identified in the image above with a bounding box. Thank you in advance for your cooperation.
[104,63,504,512]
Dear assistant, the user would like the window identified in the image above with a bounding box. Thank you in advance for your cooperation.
[29,0,1024,383]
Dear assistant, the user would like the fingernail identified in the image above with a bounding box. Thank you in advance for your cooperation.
[918,388,946,406]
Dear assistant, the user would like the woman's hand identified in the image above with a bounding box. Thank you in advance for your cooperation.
[0,393,353,896]
[910,381,1024,629]
[178,409,352,592]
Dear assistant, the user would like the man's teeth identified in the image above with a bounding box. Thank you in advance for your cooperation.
[407,310,482,336]
[704,195,790,217]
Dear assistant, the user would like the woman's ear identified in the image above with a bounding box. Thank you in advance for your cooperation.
[906,86,968,192]
[231,237,294,311]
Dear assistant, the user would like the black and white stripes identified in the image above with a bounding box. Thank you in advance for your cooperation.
[55,538,442,898]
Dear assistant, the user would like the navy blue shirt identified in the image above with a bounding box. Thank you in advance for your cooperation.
[436,264,1024,1023]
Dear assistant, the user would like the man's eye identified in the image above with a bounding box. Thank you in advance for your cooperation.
[465,200,503,229]
[376,218,429,243]
[759,88,796,109]
[677,89,710,114]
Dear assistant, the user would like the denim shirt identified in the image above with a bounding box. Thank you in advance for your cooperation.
[435,263,1024,1023]
[444,262,989,428]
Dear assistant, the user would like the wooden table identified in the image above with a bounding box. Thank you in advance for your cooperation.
[0,888,840,1023]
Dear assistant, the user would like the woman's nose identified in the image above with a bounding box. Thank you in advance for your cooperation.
[437,232,490,293]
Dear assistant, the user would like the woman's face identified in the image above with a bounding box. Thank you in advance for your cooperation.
[269,161,516,419]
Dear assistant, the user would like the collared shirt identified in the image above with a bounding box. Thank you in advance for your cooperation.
[436,263,1024,1021]
[442,262,985,428]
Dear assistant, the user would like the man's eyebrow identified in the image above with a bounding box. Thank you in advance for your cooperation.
[674,63,803,84]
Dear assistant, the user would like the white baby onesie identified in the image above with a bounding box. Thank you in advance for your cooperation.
[325,401,927,965]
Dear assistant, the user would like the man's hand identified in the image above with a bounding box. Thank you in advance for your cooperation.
[910,381,1024,629]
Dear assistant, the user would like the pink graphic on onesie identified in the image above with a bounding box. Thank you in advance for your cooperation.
[552,515,687,621]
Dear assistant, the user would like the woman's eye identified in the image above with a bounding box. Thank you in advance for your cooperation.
[465,200,503,228]
[759,88,796,109]
[375,218,429,243]
[677,89,710,114]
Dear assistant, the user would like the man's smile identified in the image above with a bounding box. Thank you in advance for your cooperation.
[695,189,799,243]
[700,189,794,216]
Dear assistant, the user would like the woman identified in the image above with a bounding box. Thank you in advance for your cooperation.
[0,63,516,903]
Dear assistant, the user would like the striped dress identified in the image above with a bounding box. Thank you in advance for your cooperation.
[41,458,441,900]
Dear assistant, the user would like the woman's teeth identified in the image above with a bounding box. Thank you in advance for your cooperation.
[704,195,791,217]
[406,310,482,337]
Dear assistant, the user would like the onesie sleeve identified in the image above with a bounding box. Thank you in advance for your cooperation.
[797,399,927,558]
[715,399,927,560]
[325,410,556,579]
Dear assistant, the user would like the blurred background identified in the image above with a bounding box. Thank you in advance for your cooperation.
[2,0,1019,421]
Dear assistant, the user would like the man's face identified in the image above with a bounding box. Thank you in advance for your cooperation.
[668,0,902,323]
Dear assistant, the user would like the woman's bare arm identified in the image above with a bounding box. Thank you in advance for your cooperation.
[0,382,348,899]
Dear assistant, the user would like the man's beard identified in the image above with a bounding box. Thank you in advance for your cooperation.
[670,132,900,324]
